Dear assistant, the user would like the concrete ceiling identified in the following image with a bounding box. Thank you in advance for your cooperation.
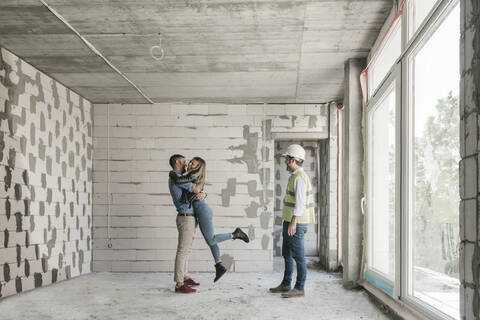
[0,0,392,104]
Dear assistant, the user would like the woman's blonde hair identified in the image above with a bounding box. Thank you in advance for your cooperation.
[190,157,206,184]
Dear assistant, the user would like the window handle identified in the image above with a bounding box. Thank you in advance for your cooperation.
[361,196,366,215]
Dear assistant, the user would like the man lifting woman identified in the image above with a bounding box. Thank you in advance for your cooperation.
[168,154,250,293]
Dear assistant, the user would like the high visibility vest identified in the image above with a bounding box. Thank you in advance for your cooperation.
[282,169,316,224]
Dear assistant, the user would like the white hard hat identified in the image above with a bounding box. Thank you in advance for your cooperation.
[282,144,306,161]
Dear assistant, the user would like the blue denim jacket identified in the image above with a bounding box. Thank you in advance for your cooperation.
[168,171,195,214]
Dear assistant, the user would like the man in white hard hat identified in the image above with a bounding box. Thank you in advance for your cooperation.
[269,144,316,298]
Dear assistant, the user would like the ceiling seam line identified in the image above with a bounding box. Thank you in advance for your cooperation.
[38,0,154,104]
[294,3,307,102]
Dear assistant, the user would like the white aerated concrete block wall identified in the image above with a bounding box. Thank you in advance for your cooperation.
[0,48,93,299]
[92,104,331,272]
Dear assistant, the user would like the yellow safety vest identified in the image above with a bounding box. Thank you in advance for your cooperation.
[282,169,316,224]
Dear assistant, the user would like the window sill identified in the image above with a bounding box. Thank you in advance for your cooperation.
[359,280,427,320]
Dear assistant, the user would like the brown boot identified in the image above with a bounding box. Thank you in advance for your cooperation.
[175,284,196,294]
[281,288,305,298]
[269,284,291,293]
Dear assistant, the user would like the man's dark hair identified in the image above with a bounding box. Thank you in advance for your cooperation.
[169,154,184,169]
[286,155,304,166]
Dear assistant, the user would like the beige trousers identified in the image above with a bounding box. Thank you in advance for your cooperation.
[174,215,196,283]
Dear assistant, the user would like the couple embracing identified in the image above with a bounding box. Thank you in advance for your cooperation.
[168,154,250,293]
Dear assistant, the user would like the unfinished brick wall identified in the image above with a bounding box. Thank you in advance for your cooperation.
[0,48,93,299]
[460,1,480,319]
[318,103,339,271]
[92,104,333,272]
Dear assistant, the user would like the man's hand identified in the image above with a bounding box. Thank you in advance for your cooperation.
[196,191,207,201]
[287,221,297,236]
[193,182,204,194]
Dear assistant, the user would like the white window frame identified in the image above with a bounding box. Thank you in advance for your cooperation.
[365,63,402,298]
[401,0,460,319]
[365,0,461,319]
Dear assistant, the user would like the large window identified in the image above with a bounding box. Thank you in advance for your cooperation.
[364,0,460,319]
[407,3,460,318]
[368,21,402,98]
[407,0,441,39]
[368,82,397,281]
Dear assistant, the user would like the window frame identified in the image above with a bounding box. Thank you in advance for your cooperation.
[365,63,402,298]
[365,0,461,318]
[401,0,461,319]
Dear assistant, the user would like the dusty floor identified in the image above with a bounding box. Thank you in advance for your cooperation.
[0,264,392,320]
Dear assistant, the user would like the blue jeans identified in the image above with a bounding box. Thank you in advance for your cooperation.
[192,200,231,263]
[281,221,307,290]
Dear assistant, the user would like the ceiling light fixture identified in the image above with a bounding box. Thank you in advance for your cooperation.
[150,35,165,61]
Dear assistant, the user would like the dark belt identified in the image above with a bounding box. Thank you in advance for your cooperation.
[177,213,194,217]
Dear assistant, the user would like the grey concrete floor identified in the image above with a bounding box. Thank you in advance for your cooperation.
[0,264,392,320]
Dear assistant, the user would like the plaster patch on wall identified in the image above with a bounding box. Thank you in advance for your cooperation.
[221,178,236,207]
[261,234,270,250]
[248,225,255,241]
[245,201,261,218]
[221,253,234,271]
[228,125,259,173]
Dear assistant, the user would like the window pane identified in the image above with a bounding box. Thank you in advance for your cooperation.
[408,0,440,39]
[410,4,460,319]
[370,84,396,279]
[368,21,401,98]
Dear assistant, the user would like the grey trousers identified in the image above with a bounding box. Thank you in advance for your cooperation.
[174,215,196,283]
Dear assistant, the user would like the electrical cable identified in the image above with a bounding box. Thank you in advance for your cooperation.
[106,104,112,248]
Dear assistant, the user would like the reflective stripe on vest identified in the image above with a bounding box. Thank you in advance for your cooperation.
[282,170,316,224]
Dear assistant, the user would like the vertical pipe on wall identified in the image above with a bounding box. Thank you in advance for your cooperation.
[337,106,344,267]
[313,140,321,256]
[106,104,112,248]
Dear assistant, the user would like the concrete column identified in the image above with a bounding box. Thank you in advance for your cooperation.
[342,58,366,289]
[459,1,479,319]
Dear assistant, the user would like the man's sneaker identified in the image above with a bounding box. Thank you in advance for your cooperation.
[184,278,200,286]
[281,288,305,298]
[232,227,250,243]
[269,284,291,293]
[175,284,196,294]
[214,262,227,282]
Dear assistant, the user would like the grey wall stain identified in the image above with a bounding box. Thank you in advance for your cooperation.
[291,115,297,128]
[16,244,21,266]
[259,211,271,230]
[221,178,236,207]
[228,125,259,173]
[52,269,58,283]
[24,259,30,277]
[41,256,48,273]
[30,215,35,232]
[25,230,29,247]
[14,183,21,200]
[14,212,22,232]
[275,184,282,197]
[0,132,4,162]
[220,253,234,271]
[38,139,46,160]
[28,153,36,172]
[308,116,318,128]
[245,201,261,218]
[248,225,255,241]
[3,263,10,282]
[261,235,270,250]
[4,229,9,248]
[5,198,10,220]
[15,276,22,293]
[34,273,42,288]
